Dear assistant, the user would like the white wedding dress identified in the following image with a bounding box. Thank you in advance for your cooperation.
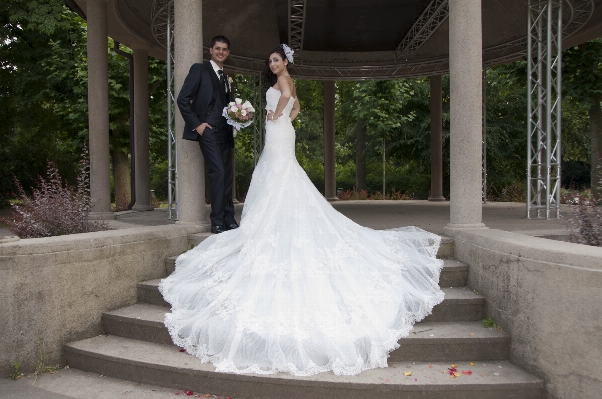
[159,87,444,377]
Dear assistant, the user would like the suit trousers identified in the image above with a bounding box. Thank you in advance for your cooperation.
[198,129,235,226]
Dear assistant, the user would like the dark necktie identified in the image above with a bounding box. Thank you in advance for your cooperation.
[218,70,227,93]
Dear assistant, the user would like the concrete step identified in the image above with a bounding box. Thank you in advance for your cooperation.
[185,233,455,260]
[438,236,454,259]
[164,257,468,287]
[65,335,543,399]
[164,255,177,274]
[186,232,212,247]
[102,304,509,362]
[138,281,484,322]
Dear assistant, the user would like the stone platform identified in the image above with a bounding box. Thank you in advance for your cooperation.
[106,200,569,238]
[3,200,598,399]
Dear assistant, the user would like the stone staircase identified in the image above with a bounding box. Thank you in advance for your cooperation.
[65,233,544,399]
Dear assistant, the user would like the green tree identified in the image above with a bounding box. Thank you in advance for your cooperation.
[0,1,167,207]
[562,39,602,196]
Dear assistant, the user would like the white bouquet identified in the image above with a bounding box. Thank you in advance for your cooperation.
[222,98,255,135]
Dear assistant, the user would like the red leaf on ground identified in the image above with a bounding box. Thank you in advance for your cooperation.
[462,370,473,376]
[179,348,186,352]
[185,391,194,396]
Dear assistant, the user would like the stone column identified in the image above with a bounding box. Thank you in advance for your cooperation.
[445,0,486,229]
[429,75,445,201]
[132,48,154,211]
[323,80,337,201]
[174,0,208,227]
[87,0,114,219]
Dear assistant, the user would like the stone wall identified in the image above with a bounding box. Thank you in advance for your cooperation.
[447,228,602,399]
[0,224,202,376]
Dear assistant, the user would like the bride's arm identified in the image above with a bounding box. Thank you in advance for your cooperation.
[289,98,300,122]
[269,76,293,120]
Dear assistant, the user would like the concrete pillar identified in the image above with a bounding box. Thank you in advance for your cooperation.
[429,75,445,201]
[445,0,486,229]
[87,0,114,219]
[174,0,208,226]
[323,80,337,201]
[132,48,154,211]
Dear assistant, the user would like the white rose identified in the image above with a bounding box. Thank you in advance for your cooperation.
[241,110,247,116]
[242,100,252,109]
[248,106,255,113]
[230,106,238,113]
[228,102,235,106]
[235,98,242,105]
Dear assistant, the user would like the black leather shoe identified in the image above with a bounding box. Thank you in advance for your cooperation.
[226,222,239,230]
[211,225,228,234]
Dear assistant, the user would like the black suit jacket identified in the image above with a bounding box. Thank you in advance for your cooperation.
[177,62,233,143]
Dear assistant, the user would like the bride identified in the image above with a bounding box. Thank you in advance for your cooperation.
[159,44,445,377]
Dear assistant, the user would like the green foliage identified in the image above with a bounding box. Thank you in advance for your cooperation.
[482,316,497,328]
[0,1,167,206]
[1,1,598,206]
[0,1,83,205]
[35,336,59,375]
[9,361,22,380]
[563,39,602,105]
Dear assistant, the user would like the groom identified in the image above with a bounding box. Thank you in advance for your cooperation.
[177,35,237,234]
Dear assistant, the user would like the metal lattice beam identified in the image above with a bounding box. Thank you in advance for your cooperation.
[151,1,594,80]
[252,72,265,165]
[288,0,306,59]
[483,68,488,204]
[164,2,177,220]
[527,0,563,219]
[395,0,448,63]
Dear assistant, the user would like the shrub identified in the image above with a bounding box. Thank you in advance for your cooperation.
[562,166,602,246]
[1,146,109,238]
[563,193,602,246]
[337,188,416,201]
[486,182,527,202]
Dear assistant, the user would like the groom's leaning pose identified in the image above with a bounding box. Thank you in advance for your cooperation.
[177,35,237,234]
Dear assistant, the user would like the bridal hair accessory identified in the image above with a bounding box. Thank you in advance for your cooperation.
[281,43,294,64]
[223,98,255,136]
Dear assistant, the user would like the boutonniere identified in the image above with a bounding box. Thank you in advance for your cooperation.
[227,76,233,85]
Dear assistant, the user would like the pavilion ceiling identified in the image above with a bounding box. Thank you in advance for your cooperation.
[105,0,602,79]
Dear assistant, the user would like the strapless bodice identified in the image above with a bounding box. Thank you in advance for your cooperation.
[266,87,296,118]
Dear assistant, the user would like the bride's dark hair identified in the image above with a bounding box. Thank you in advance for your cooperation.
[262,46,289,91]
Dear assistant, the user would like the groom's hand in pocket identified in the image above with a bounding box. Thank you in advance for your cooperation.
[196,123,212,136]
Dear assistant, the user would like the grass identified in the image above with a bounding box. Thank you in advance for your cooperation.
[482,316,497,328]
[9,361,22,380]
[35,337,59,376]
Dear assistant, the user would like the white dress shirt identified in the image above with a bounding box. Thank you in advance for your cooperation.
[210,60,229,93]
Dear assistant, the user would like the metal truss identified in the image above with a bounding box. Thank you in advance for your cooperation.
[150,0,178,219]
[483,69,487,203]
[562,0,595,36]
[151,1,593,81]
[148,0,593,219]
[150,0,171,53]
[395,0,448,63]
[527,0,563,219]
[252,72,265,166]
[164,2,177,220]
[288,0,306,59]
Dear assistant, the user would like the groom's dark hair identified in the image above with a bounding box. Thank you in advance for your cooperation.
[211,35,230,49]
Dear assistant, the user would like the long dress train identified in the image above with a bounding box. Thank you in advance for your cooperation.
[159,87,445,376]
